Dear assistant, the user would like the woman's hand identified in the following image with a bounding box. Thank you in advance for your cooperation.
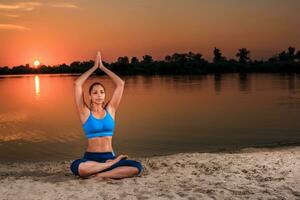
[97,51,105,70]
[105,154,128,165]
[74,51,101,86]
[94,51,101,67]
[115,154,128,161]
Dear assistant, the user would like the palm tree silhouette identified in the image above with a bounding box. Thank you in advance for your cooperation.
[236,48,251,63]
[287,46,296,61]
[213,47,226,63]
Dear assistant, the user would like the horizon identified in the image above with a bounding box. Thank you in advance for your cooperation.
[0,0,299,67]
[2,46,299,69]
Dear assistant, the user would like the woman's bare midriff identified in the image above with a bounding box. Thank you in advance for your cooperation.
[86,136,113,152]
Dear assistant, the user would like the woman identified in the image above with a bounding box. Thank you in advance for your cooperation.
[70,52,143,179]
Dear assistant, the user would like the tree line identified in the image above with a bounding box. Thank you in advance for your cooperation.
[1,46,300,75]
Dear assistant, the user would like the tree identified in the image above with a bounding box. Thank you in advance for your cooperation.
[142,55,153,63]
[213,47,226,63]
[131,57,139,64]
[117,56,129,64]
[279,51,288,61]
[165,55,171,62]
[287,46,296,61]
[192,53,204,63]
[236,48,251,63]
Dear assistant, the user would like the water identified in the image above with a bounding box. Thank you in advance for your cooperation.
[0,73,300,161]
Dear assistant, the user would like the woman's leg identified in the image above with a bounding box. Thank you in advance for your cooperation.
[94,166,139,179]
[77,160,114,177]
[71,155,128,178]
[94,159,144,179]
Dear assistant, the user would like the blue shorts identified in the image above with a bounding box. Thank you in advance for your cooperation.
[70,151,144,177]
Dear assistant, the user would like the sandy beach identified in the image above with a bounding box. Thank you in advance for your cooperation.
[0,146,299,200]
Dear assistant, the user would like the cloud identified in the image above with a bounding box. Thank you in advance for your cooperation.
[0,12,19,17]
[0,1,78,32]
[49,3,78,9]
[0,2,41,11]
[0,24,30,31]
[0,2,79,11]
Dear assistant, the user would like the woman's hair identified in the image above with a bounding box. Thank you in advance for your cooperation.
[88,82,109,109]
[89,82,105,94]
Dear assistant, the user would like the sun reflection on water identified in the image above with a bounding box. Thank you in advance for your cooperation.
[34,75,40,99]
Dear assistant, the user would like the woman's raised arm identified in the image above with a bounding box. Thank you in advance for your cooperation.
[98,53,125,112]
[74,52,100,114]
[74,52,100,86]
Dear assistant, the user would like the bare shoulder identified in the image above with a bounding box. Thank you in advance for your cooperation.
[105,104,116,121]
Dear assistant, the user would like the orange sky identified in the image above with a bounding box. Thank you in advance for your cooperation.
[0,0,299,67]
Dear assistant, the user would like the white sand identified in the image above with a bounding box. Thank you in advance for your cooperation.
[0,146,299,200]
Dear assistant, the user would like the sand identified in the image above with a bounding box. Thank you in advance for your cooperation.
[0,146,299,200]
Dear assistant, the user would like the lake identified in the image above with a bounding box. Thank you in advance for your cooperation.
[0,73,300,161]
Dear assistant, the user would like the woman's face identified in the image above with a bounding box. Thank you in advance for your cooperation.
[90,84,105,105]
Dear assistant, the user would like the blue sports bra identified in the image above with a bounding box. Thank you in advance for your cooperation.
[83,108,115,139]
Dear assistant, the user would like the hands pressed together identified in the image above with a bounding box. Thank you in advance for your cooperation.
[95,51,105,70]
[92,50,124,86]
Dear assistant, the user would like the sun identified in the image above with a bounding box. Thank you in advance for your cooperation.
[33,60,40,67]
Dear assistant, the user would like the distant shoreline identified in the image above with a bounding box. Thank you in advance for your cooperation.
[1,71,300,78]
[1,47,300,75]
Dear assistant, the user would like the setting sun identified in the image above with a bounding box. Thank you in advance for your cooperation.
[33,60,40,67]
